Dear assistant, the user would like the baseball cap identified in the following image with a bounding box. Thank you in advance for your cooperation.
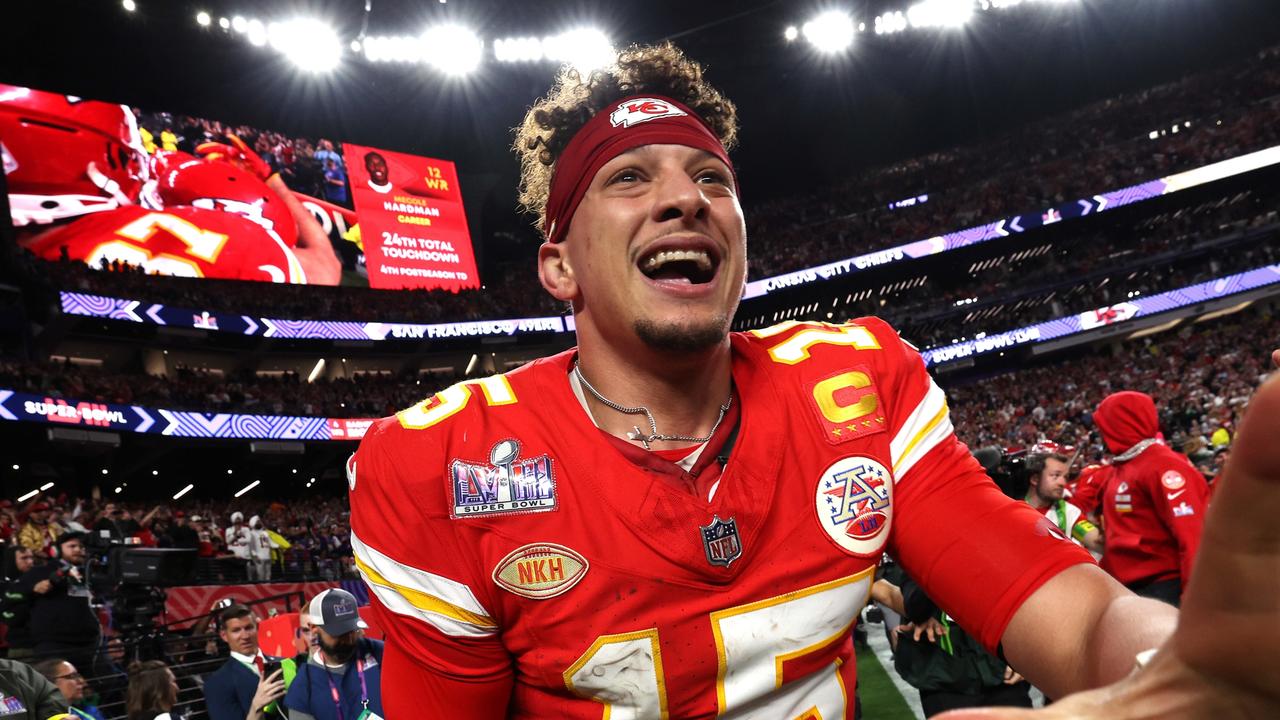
[190,515,204,522]
[308,589,367,636]
[31,502,50,511]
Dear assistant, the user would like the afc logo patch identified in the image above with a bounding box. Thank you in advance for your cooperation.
[815,456,893,557]
[809,366,886,445]
[609,97,688,128]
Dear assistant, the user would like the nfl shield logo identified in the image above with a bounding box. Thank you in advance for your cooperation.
[700,515,743,567]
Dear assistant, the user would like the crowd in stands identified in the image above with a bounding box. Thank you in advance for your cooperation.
[745,44,1280,279]
[1,494,358,584]
[944,306,1277,477]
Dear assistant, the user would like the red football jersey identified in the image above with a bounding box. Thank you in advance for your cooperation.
[1099,445,1208,591]
[348,319,1092,719]
[23,205,306,283]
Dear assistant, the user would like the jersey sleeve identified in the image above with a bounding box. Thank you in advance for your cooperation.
[348,416,512,688]
[1145,461,1209,591]
[862,317,1095,653]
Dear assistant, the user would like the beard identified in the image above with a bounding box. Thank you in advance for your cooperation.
[634,313,730,354]
[320,634,357,664]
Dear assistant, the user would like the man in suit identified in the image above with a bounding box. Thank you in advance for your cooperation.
[202,603,286,720]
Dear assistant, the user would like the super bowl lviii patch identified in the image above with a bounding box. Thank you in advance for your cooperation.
[450,439,556,519]
[815,455,893,557]
[492,543,588,599]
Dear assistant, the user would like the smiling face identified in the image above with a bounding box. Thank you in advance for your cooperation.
[541,143,746,356]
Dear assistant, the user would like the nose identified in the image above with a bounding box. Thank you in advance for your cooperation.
[652,169,710,224]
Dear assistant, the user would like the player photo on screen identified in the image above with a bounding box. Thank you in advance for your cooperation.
[344,143,479,291]
[0,83,476,291]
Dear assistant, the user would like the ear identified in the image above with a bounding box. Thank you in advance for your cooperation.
[538,241,578,302]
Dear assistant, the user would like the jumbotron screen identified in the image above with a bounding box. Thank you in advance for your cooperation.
[0,83,479,291]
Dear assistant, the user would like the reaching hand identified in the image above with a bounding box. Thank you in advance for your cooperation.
[898,617,949,644]
[937,373,1280,717]
[196,133,274,182]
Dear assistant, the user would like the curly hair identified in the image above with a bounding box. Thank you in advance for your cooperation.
[513,43,739,232]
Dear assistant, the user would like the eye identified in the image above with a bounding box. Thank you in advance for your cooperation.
[696,169,731,187]
[607,168,643,185]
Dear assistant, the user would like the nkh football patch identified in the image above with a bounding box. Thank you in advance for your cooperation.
[815,456,893,557]
[609,98,688,128]
[492,543,588,600]
[450,439,557,519]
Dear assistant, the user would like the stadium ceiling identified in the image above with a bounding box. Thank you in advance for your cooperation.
[3,0,1280,203]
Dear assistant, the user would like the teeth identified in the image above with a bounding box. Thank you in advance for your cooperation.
[642,249,713,273]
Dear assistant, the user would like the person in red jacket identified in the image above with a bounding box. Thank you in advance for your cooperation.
[1093,390,1209,605]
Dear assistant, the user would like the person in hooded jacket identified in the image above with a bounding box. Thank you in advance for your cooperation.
[1093,390,1210,606]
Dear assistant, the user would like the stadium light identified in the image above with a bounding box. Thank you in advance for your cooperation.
[218,17,230,30]
[247,19,268,47]
[152,469,159,475]
[908,0,974,29]
[40,482,54,491]
[803,10,856,54]
[784,26,799,42]
[234,480,261,498]
[122,0,137,12]
[173,484,194,500]
[17,489,39,503]
[231,15,247,33]
[350,40,362,52]
[10,464,17,470]
[422,24,484,76]
[102,468,109,475]
[550,28,614,75]
[196,11,211,27]
[269,18,343,73]
[114,486,123,494]
[875,11,909,35]
[494,36,545,63]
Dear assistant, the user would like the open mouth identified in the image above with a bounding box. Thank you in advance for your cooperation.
[639,248,717,285]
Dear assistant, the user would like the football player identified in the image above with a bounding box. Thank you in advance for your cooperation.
[348,44,1280,718]
[1,85,340,285]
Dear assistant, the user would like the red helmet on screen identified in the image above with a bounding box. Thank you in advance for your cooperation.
[0,84,149,226]
[150,150,298,248]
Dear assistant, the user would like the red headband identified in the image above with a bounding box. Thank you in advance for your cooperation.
[543,94,735,244]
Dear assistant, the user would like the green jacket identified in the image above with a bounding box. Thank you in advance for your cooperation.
[0,657,69,719]
[892,576,1008,695]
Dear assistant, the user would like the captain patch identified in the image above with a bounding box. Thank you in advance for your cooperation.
[815,455,893,557]
[450,439,556,519]
[809,366,886,445]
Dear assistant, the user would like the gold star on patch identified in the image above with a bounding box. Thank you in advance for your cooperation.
[831,428,842,437]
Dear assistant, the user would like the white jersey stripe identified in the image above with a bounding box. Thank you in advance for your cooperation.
[351,532,497,637]
[890,378,954,479]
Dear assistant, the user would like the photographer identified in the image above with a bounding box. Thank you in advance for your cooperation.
[2,545,38,659]
[1023,451,1104,554]
[17,531,104,677]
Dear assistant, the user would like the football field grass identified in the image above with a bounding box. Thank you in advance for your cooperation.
[855,641,918,719]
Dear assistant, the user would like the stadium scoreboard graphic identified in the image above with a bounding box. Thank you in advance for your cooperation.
[2,83,477,291]
[344,142,479,290]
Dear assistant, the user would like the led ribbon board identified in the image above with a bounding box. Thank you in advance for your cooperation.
[742,144,1280,300]
[0,390,378,441]
[920,263,1280,367]
[59,292,568,341]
